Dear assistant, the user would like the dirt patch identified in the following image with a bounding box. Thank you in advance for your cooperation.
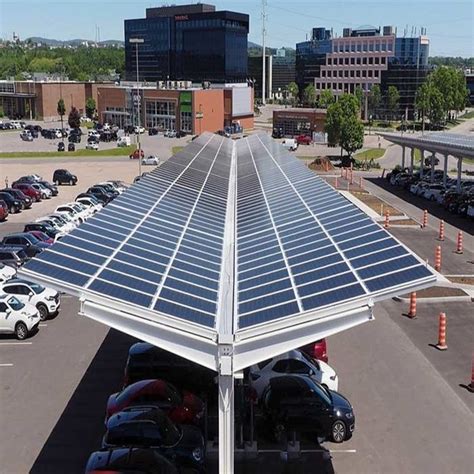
[390,219,419,226]
[350,191,404,216]
[447,276,474,286]
[309,157,334,172]
[400,286,469,298]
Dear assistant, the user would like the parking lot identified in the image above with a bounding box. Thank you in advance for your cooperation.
[0,141,473,473]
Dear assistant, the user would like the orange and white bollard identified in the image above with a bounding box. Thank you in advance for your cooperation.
[468,353,474,392]
[455,231,463,254]
[421,209,428,228]
[434,245,442,271]
[335,176,338,188]
[438,220,445,241]
[408,292,417,318]
[384,210,390,228]
[350,168,353,185]
[359,176,363,189]
[435,312,448,350]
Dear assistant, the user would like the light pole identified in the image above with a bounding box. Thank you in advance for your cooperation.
[129,37,144,177]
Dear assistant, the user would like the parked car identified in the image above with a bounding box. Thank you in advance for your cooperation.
[148,127,159,136]
[55,204,87,224]
[262,375,355,443]
[75,196,103,213]
[249,350,338,400]
[0,247,29,268]
[86,186,115,204]
[0,294,40,340]
[20,131,33,141]
[117,136,132,147]
[103,407,205,472]
[134,126,145,134]
[86,141,99,150]
[142,155,160,166]
[52,169,77,186]
[68,133,81,143]
[12,183,41,202]
[300,339,328,363]
[124,342,216,394]
[37,181,58,197]
[1,188,33,209]
[105,379,205,426]
[129,149,145,160]
[0,192,23,213]
[296,134,312,145]
[42,213,75,232]
[27,230,54,245]
[1,278,60,321]
[0,200,8,222]
[23,223,61,241]
[422,184,445,201]
[281,138,298,151]
[68,142,75,152]
[57,142,65,152]
[0,262,16,282]
[94,183,119,198]
[77,191,109,206]
[12,175,42,185]
[30,183,52,200]
[85,447,178,474]
[1,233,47,257]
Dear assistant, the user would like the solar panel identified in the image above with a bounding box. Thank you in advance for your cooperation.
[21,132,436,335]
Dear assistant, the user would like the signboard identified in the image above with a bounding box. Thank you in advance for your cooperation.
[196,112,204,119]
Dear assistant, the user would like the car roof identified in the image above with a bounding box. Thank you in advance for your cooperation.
[2,278,33,286]
[3,233,33,239]
[269,349,306,363]
[107,407,167,429]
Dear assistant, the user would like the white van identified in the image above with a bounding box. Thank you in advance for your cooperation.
[117,136,131,147]
[282,138,298,151]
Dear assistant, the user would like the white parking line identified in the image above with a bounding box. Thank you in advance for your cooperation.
[0,342,33,346]
[0,363,13,367]
[39,323,48,327]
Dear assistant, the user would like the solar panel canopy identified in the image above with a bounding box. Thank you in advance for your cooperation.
[20,132,436,370]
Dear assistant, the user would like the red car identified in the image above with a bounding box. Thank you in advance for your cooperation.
[129,149,145,159]
[27,230,54,245]
[299,338,328,363]
[12,183,41,202]
[105,379,204,426]
[296,134,312,145]
[0,200,8,222]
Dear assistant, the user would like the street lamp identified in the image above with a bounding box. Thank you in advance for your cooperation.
[129,37,144,177]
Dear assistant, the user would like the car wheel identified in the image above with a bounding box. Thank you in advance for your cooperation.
[37,304,48,321]
[55,180,60,186]
[331,420,347,443]
[69,179,73,185]
[15,322,28,340]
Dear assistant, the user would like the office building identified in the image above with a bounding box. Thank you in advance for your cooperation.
[124,3,249,83]
[273,108,327,138]
[296,25,430,118]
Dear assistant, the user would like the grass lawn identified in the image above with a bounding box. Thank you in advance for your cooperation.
[354,148,386,160]
[459,110,474,119]
[172,146,183,155]
[0,145,135,158]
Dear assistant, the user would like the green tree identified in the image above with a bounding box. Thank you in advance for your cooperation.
[302,84,317,107]
[68,106,81,129]
[354,86,364,112]
[57,98,66,130]
[368,84,382,117]
[318,89,334,109]
[287,82,299,105]
[85,97,96,119]
[325,101,343,147]
[387,86,400,121]
[415,82,431,132]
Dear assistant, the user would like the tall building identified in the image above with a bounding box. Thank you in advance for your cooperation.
[296,25,430,118]
[124,3,249,83]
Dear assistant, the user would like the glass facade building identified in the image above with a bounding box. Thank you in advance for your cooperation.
[124,4,249,83]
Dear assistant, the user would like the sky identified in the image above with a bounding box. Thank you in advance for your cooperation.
[0,0,473,57]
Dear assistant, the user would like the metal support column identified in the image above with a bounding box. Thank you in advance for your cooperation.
[419,149,424,179]
[443,154,448,187]
[410,147,414,175]
[430,152,436,183]
[218,374,234,474]
[456,157,463,192]
[401,145,406,169]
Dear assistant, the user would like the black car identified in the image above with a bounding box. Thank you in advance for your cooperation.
[1,234,47,258]
[76,191,109,205]
[95,183,119,197]
[124,342,215,394]
[87,186,114,203]
[85,447,178,474]
[0,247,29,267]
[68,142,75,152]
[11,175,39,186]
[262,375,355,443]
[0,192,22,213]
[23,223,60,240]
[148,127,159,136]
[53,169,77,186]
[1,189,32,209]
[57,142,65,152]
[37,181,58,196]
[103,407,205,472]
[68,133,81,143]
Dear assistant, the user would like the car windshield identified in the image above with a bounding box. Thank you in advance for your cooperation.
[310,381,332,405]
[7,296,24,311]
[30,282,45,294]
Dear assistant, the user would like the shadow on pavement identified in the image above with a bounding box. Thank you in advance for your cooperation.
[366,177,474,234]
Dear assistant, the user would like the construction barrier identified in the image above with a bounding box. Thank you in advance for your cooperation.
[408,292,417,318]
[434,245,441,272]
[384,210,390,229]
[438,220,445,241]
[435,312,448,350]
[421,209,428,228]
[456,231,463,254]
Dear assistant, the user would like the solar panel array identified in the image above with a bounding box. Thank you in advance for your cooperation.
[21,132,435,334]
[235,134,433,329]
[23,134,232,328]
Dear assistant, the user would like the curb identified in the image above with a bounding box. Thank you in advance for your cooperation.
[393,295,473,303]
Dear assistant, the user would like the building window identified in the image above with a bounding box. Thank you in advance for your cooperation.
[368,57,374,65]
[356,70,361,77]
[356,57,361,65]
[350,57,355,65]
[350,70,354,78]
[339,70,343,77]
[375,57,380,65]
[362,57,367,65]
[180,111,192,132]
[345,57,349,65]
[362,70,367,78]
[381,57,386,64]
[368,70,373,78]
[357,43,362,52]
[328,57,332,65]
[374,70,379,78]
[344,70,349,78]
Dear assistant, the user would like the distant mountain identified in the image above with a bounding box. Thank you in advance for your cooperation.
[25,37,124,47]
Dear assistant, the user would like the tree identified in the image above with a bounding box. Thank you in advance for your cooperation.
[302,84,317,107]
[354,86,364,113]
[68,106,81,129]
[287,82,299,105]
[318,89,334,109]
[85,97,96,119]
[386,86,400,121]
[57,98,65,130]
[368,84,381,117]
[415,82,431,132]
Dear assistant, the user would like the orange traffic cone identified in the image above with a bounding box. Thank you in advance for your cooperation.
[434,245,441,272]
[384,210,390,229]
[438,220,445,241]
[421,209,428,228]
[455,231,463,254]
[408,292,417,318]
[435,312,448,350]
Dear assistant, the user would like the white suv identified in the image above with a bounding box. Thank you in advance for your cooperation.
[0,294,40,339]
[1,278,60,321]
[0,262,16,283]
